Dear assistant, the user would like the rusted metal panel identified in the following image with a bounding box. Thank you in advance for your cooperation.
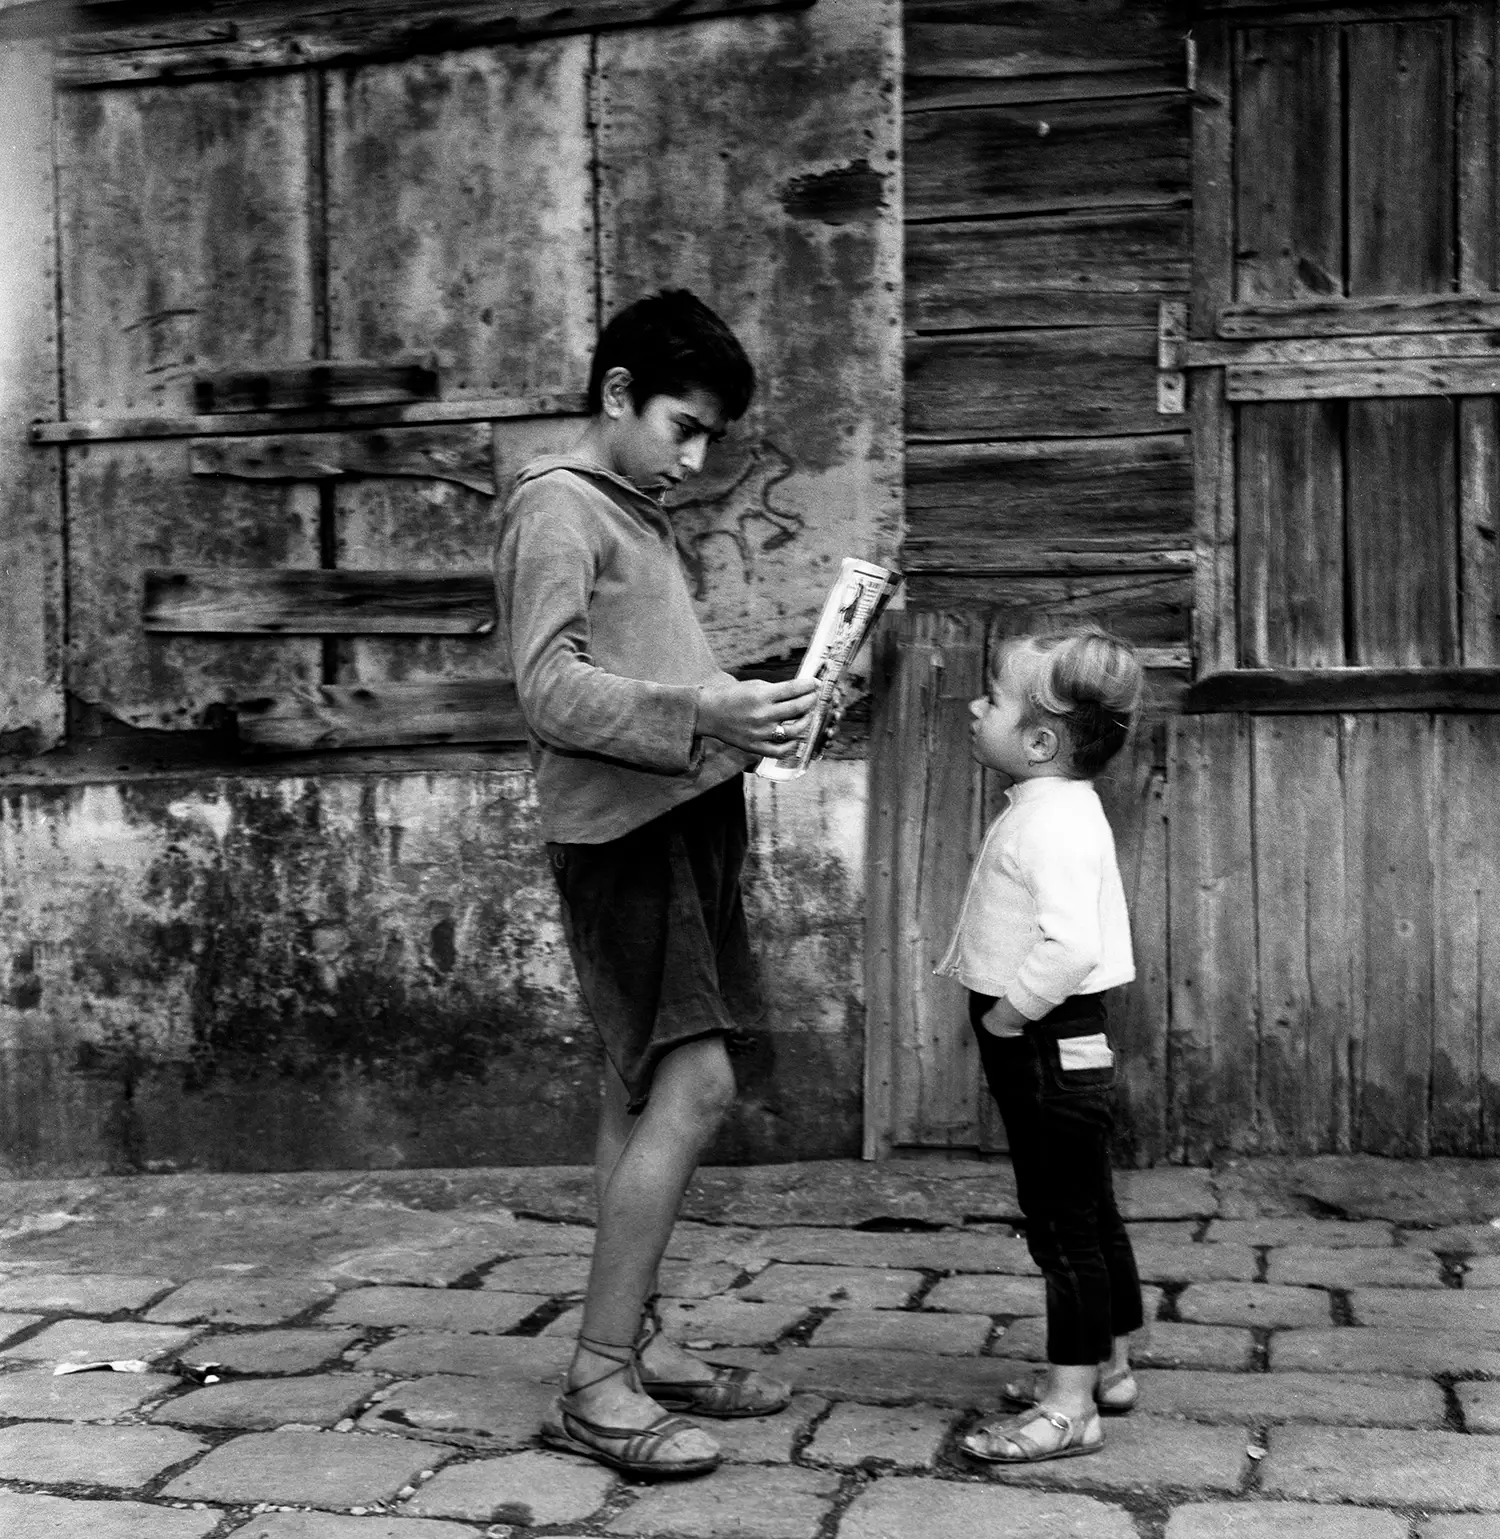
[596,0,903,670]
[0,41,64,756]
[57,73,316,416]
[325,40,595,401]
[66,440,322,731]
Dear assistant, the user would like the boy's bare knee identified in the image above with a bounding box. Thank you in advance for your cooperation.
[655,1039,737,1133]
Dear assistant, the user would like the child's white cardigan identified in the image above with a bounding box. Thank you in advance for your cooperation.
[936,777,1135,1020]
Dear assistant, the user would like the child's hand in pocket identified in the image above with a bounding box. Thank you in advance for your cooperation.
[980,997,1029,1038]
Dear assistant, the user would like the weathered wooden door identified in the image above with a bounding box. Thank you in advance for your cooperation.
[1171,0,1500,1159]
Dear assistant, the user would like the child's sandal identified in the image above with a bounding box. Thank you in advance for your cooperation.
[1002,1366,1138,1415]
[961,1406,1104,1464]
[635,1296,792,1419]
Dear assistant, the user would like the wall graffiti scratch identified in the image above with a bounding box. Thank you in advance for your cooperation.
[674,440,804,598]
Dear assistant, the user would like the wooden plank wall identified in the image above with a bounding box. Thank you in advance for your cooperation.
[894,1,1192,1163]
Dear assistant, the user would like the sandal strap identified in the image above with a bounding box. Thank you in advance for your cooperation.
[561,1403,703,1465]
[569,1333,638,1395]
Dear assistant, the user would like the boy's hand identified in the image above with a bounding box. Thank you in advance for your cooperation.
[697,677,819,758]
[979,997,1029,1038]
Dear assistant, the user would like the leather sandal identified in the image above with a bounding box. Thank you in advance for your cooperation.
[1002,1365,1138,1416]
[540,1333,720,1480]
[962,1406,1104,1464]
[635,1296,792,1419]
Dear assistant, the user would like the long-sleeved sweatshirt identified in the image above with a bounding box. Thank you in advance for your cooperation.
[493,453,750,844]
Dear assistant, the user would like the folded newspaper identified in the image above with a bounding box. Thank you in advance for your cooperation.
[754,557,902,782]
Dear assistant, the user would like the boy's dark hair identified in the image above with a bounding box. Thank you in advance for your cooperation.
[587,288,755,421]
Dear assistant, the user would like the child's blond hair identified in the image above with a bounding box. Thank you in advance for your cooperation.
[997,627,1144,779]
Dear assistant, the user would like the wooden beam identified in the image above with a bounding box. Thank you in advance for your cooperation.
[1220,292,1500,338]
[234,676,526,751]
[192,359,437,415]
[30,392,588,445]
[189,426,495,495]
[7,0,819,86]
[1185,668,1500,714]
[1226,358,1500,401]
[142,569,496,635]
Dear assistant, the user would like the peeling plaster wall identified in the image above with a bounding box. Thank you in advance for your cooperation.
[0,764,867,1175]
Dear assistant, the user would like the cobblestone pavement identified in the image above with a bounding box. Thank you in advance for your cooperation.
[4,1155,1500,1538]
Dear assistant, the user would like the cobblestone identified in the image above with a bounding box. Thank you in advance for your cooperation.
[736,1264,923,1309]
[922,1273,1045,1315]
[1421,1521,1500,1539]
[740,1227,1038,1274]
[225,1515,478,1539]
[1,1319,199,1365]
[1403,1224,1500,1256]
[146,1278,337,1326]
[713,1345,1026,1408]
[1267,1245,1442,1288]
[161,1428,443,1507]
[322,1286,547,1333]
[659,1259,746,1297]
[1204,1219,1396,1249]
[0,1421,207,1487]
[150,1372,383,1429]
[357,1373,557,1450]
[1131,1242,1258,1283]
[0,1365,178,1420]
[0,1311,42,1344]
[0,1492,220,1539]
[1455,1380,1500,1433]
[1165,1500,1407,1538]
[808,1307,990,1355]
[1175,1282,1334,1329]
[1464,1256,1500,1286]
[1272,1326,1500,1376]
[1349,1287,1500,1331]
[662,1297,810,1345]
[0,1274,173,1314]
[397,1448,614,1523]
[605,1465,841,1539]
[802,1400,957,1469]
[1258,1425,1500,1509]
[188,1328,362,1375]
[479,1255,590,1294]
[712,1394,827,1464]
[836,1478,1138,1539]
[999,1316,1257,1371]
[357,1331,570,1378]
[1134,1368,1446,1428]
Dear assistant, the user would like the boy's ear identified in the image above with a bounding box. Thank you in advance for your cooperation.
[600,366,634,419]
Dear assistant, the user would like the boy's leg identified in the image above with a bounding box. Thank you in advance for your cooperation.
[565,1034,735,1438]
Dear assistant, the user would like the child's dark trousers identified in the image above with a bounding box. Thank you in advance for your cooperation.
[969,990,1144,1366]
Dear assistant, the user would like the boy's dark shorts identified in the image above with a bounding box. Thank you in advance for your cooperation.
[547,774,765,1114]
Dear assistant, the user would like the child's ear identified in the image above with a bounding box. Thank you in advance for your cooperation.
[1027,725,1060,764]
[601,366,633,418]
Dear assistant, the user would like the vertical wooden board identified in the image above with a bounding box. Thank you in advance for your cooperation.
[1345,398,1458,666]
[1471,714,1500,1155]
[1430,714,1495,1153]
[1190,367,1236,674]
[1167,713,1257,1160]
[596,0,903,673]
[1251,716,1349,1154]
[885,612,985,1149]
[1236,401,1344,668]
[1460,397,1500,666]
[1456,6,1498,292]
[56,74,314,415]
[325,40,594,399]
[66,441,321,729]
[1097,719,1170,1165]
[1342,713,1434,1157]
[1190,19,1232,341]
[0,43,64,753]
[1346,19,1456,298]
[337,416,579,685]
[1233,23,1342,302]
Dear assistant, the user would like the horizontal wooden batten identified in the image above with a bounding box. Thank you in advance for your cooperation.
[142,570,496,636]
[907,327,1162,440]
[7,0,819,86]
[235,677,525,751]
[907,209,1189,333]
[1181,333,1500,369]
[1186,669,1500,714]
[1226,359,1500,402]
[192,360,438,416]
[902,551,1193,575]
[189,426,496,495]
[906,78,1186,113]
[905,95,1189,223]
[1219,292,1500,339]
[31,392,587,445]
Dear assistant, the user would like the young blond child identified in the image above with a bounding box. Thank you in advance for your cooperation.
[937,627,1145,1464]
